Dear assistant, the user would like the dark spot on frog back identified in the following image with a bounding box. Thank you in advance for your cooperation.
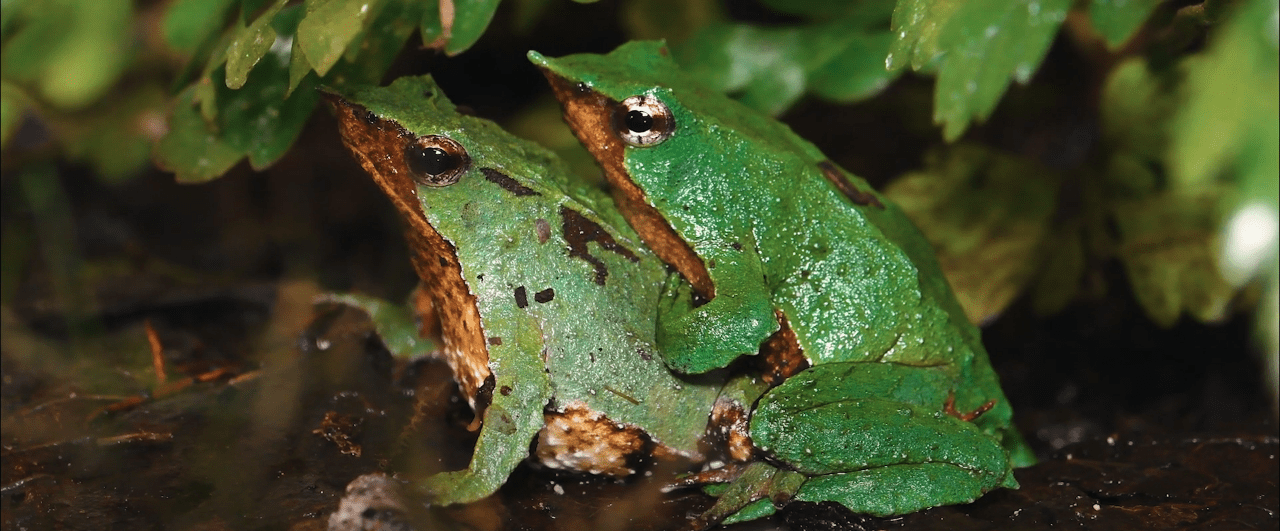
[818,160,884,209]
[481,167,539,196]
[561,207,640,286]
[514,286,529,308]
[534,288,555,303]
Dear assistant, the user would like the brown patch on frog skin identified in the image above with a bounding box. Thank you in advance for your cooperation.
[325,93,491,410]
[480,167,540,196]
[818,160,884,209]
[514,286,529,308]
[757,311,809,386]
[539,71,715,299]
[707,398,754,463]
[410,283,442,344]
[535,402,652,476]
[561,207,639,286]
[534,218,551,244]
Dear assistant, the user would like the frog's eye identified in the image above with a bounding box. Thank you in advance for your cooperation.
[405,135,470,186]
[615,95,673,147]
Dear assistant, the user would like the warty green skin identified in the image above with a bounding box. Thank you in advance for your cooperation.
[328,75,725,505]
[532,42,1035,524]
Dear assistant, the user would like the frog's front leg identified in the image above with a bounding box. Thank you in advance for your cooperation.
[417,323,553,505]
[655,245,779,374]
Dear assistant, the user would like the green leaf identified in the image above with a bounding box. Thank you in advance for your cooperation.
[888,0,964,72]
[323,0,424,90]
[622,0,722,43]
[809,31,899,101]
[295,0,385,77]
[1089,0,1163,48]
[1169,0,1279,192]
[1112,190,1236,326]
[63,83,167,183]
[162,0,237,54]
[420,1,445,46]
[885,144,1060,324]
[154,86,244,183]
[932,0,1071,140]
[1099,58,1178,162]
[224,0,286,90]
[758,0,891,20]
[1,0,134,110]
[676,15,901,116]
[216,54,320,170]
[1,81,24,148]
[445,0,503,55]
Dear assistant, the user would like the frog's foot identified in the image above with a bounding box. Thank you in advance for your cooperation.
[663,462,747,492]
[943,390,996,422]
[683,462,806,530]
[314,291,437,359]
[656,267,778,375]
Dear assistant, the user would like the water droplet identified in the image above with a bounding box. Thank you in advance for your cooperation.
[1014,63,1034,83]
[1028,2,1040,17]
[966,80,978,94]
[985,25,998,39]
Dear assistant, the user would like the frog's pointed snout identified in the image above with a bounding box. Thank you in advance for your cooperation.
[316,85,346,105]
[526,50,550,68]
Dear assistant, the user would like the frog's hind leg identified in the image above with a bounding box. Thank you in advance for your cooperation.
[683,462,806,530]
[794,462,1004,517]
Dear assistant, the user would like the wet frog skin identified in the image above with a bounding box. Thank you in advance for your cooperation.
[324,75,725,506]
[531,42,1035,526]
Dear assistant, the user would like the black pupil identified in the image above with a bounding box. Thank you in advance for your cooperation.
[625,109,653,133]
[410,146,457,176]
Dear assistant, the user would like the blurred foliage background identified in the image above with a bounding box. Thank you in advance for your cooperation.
[1,0,1276,415]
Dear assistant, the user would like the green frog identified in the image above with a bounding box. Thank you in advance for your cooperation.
[531,41,1036,526]
[323,75,726,506]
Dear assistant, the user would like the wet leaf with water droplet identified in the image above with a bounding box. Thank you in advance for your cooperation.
[931,0,1071,140]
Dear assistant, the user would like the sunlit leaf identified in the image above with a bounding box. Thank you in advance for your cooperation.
[888,0,963,72]
[676,12,901,116]
[885,144,1060,324]
[295,0,385,77]
[323,0,424,91]
[224,0,286,90]
[933,0,1071,140]
[1089,0,1163,48]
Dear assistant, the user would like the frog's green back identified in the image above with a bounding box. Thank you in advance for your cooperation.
[533,43,974,366]
[332,75,723,458]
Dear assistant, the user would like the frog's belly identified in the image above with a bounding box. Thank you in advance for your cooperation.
[535,401,652,476]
